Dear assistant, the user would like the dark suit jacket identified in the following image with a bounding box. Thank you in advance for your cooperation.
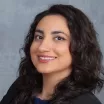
[0,81,102,104]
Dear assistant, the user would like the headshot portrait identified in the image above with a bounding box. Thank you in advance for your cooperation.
[0,1,104,104]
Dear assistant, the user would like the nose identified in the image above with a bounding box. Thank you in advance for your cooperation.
[38,38,52,52]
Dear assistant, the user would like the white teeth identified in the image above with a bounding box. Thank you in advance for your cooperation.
[39,57,55,60]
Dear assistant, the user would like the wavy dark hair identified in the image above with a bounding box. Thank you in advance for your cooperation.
[14,4,104,104]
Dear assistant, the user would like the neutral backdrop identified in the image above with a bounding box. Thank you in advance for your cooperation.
[0,0,104,103]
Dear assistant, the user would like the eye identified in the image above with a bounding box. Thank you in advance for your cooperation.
[34,35,43,40]
[55,36,65,41]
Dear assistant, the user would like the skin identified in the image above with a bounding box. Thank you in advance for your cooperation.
[30,14,72,100]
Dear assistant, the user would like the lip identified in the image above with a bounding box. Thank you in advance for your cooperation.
[38,55,57,63]
[38,55,57,58]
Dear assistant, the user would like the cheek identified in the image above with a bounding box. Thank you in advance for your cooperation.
[55,44,72,64]
[30,43,38,65]
[30,42,39,53]
[30,44,34,55]
[55,43,70,55]
[30,43,38,63]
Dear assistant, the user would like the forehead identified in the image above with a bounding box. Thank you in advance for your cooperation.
[36,15,70,34]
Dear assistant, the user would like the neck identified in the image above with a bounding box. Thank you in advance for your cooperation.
[37,69,71,100]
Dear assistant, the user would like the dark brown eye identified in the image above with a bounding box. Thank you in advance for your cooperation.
[34,35,43,40]
[55,36,65,41]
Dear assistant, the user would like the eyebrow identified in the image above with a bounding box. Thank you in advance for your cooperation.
[35,29,69,37]
[35,29,44,34]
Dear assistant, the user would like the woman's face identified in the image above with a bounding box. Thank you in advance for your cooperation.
[30,15,72,75]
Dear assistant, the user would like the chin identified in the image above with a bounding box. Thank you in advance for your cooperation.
[36,68,55,74]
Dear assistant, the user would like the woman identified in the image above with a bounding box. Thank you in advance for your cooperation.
[0,4,104,104]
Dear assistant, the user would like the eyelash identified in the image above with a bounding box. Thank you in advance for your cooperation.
[34,35,43,40]
[34,35,65,41]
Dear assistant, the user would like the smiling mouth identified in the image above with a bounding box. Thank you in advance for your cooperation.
[38,56,57,63]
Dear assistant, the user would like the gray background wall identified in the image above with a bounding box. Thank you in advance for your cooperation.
[0,0,104,103]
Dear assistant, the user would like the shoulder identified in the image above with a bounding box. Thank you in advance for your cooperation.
[0,79,18,104]
[72,92,102,104]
